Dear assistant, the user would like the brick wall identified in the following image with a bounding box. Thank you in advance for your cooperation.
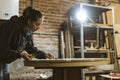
[19,0,89,58]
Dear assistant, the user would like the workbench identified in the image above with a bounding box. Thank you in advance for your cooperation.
[24,58,109,80]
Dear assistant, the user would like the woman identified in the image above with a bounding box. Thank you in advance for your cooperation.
[0,7,54,80]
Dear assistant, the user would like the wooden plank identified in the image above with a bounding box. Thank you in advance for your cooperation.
[109,3,120,24]
[106,10,113,25]
[114,24,120,57]
[60,31,65,58]
[24,58,109,68]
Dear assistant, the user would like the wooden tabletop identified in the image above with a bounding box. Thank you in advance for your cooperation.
[24,58,109,68]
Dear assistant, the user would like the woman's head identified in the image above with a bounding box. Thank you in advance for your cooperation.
[22,7,43,32]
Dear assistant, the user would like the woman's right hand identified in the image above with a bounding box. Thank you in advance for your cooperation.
[20,53,33,61]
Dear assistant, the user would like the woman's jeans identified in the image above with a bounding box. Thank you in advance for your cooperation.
[0,63,10,80]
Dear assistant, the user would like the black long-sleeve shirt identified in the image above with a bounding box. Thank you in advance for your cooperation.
[0,16,45,63]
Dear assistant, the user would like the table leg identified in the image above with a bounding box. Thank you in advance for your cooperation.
[53,68,82,80]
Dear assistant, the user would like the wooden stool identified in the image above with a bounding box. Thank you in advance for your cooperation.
[100,75,120,80]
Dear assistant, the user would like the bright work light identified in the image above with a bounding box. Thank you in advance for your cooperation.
[76,10,87,22]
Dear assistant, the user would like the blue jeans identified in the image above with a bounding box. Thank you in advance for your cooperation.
[0,63,10,80]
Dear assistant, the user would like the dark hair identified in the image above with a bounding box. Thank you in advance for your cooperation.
[22,7,42,24]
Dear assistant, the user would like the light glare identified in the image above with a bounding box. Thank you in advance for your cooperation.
[76,10,87,21]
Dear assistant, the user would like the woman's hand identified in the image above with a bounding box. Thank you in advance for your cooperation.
[20,53,33,61]
[20,52,55,60]
[44,53,55,59]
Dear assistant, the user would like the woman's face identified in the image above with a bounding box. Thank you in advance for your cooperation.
[28,18,42,32]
